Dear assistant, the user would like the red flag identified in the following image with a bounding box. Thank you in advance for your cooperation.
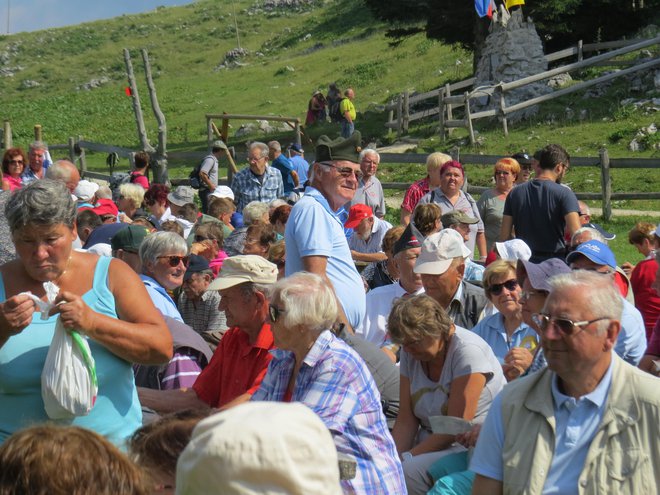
[124,86,133,96]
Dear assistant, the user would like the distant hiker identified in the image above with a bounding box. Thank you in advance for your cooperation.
[198,140,228,214]
[340,88,356,139]
[268,141,298,195]
[327,82,342,122]
[305,90,327,125]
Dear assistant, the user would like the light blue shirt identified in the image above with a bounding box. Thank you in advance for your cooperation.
[471,313,538,363]
[616,297,646,366]
[285,186,366,328]
[465,259,485,282]
[140,274,183,322]
[470,357,614,494]
[290,154,309,186]
[347,217,393,254]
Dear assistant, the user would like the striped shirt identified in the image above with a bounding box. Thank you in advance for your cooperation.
[160,352,204,390]
[230,165,284,212]
[252,330,406,494]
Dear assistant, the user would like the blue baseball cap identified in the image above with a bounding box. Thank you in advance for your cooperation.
[566,240,616,269]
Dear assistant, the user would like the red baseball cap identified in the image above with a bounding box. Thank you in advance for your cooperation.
[91,198,119,218]
[344,204,373,229]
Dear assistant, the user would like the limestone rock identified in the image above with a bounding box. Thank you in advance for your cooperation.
[548,73,572,88]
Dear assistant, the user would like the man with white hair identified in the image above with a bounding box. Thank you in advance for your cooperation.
[268,140,298,195]
[471,270,660,494]
[349,148,386,218]
[45,159,80,194]
[21,141,52,185]
[414,228,488,329]
[230,141,284,213]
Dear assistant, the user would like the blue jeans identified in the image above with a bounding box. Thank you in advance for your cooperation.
[341,120,354,139]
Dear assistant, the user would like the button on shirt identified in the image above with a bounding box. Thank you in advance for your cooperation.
[470,313,538,363]
[230,165,284,212]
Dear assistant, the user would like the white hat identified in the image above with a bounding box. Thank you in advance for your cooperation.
[207,255,277,291]
[209,185,235,201]
[74,180,99,201]
[176,402,342,495]
[494,239,532,262]
[414,229,471,275]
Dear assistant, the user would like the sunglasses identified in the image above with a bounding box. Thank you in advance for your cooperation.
[488,279,518,295]
[8,159,24,165]
[520,289,546,302]
[532,313,610,336]
[158,255,190,267]
[321,162,363,180]
[268,304,286,322]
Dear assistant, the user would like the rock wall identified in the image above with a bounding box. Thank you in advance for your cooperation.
[471,8,551,122]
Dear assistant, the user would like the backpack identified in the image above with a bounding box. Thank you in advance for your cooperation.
[189,161,202,189]
[109,172,135,201]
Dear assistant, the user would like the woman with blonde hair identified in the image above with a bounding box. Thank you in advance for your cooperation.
[118,183,147,223]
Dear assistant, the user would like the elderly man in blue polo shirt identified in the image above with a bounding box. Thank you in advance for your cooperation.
[345,203,393,263]
[285,132,366,330]
[471,270,660,494]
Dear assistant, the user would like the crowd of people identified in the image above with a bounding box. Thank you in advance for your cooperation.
[0,135,658,495]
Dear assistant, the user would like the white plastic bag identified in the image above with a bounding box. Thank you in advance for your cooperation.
[22,282,98,419]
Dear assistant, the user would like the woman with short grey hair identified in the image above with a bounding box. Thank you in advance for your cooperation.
[118,183,146,222]
[252,271,406,494]
[0,179,172,446]
[388,294,504,494]
[139,231,189,322]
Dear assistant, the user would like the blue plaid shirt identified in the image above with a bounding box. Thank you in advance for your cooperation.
[230,165,283,212]
[252,330,406,494]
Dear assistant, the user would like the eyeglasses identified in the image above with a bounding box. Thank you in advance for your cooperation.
[520,289,546,302]
[268,304,286,322]
[247,156,266,164]
[320,162,363,180]
[488,279,518,295]
[8,159,23,165]
[532,313,610,336]
[158,255,190,267]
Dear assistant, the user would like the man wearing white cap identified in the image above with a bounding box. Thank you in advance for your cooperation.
[415,229,488,329]
[138,255,278,413]
[198,140,228,214]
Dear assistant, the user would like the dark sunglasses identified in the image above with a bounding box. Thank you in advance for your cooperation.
[532,313,610,336]
[8,159,24,164]
[268,304,286,322]
[488,279,518,295]
[158,255,190,267]
[321,162,363,180]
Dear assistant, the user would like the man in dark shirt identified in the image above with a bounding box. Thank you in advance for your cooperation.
[500,144,580,262]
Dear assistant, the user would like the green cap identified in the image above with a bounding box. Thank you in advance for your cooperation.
[315,131,362,164]
[111,225,150,253]
[441,211,479,228]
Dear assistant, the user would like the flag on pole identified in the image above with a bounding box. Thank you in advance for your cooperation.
[124,86,133,96]
[475,0,495,18]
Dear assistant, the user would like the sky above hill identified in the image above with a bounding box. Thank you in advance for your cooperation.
[3,0,195,34]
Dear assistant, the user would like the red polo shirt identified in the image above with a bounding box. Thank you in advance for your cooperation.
[192,323,274,408]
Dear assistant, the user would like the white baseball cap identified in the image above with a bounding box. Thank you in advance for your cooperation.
[414,229,471,275]
[494,239,532,262]
[209,185,235,201]
[74,180,99,201]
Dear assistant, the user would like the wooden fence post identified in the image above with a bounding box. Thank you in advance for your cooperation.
[294,119,302,146]
[445,83,454,137]
[387,104,394,139]
[207,117,214,148]
[577,40,583,62]
[403,91,410,134]
[77,135,87,175]
[68,137,76,163]
[599,147,612,221]
[124,48,154,153]
[438,88,446,141]
[464,92,475,145]
[396,94,403,138]
[34,124,42,142]
[141,48,168,184]
[497,84,508,136]
[221,114,229,143]
[3,120,11,150]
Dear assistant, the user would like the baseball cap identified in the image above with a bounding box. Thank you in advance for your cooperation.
[441,211,478,228]
[207,255,277,291]
[209,185,235,201]
[511,152,532,166]
[168,186,195,206]
[516,258,571,292]
[184,255,211,281]
[494,239,532,262]
[583,222,616,241]
[74,180,99,202]
[289,143,304,153]
[212,140,228,151]
[414,229,471,275]
[90,198,118,217]
[566,239,617,269]
[315,131,362,164]
[392,224,421,257]
[176,402,342,495]
[344,204,373,229]
[110,225,150,253]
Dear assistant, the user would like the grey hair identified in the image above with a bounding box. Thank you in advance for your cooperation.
[29,140,48,151]
[139,231,189,265]
[547,271,622,334]
[249,141,269,159]
[269,198,287,210]
[267,141,281,152]
[5,179,76,232]
[243,201,269,225]
[96,185,113,199]
[572,226,606,245]
[272,272,338,333]
[119,183,146,210]
[238,282,271,301]
[45,160,77,182]
[359,148,380,163]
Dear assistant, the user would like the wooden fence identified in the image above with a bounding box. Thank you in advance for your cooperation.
[385,37,660,142]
